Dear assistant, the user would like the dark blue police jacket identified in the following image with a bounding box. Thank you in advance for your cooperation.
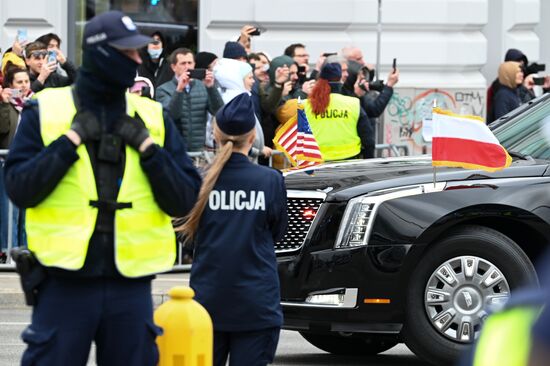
[190,153,288,332]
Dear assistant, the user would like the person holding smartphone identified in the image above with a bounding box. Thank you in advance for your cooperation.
[23,41,76,92]
[0,67,32,261]
[214,57,272,162]
[156,48,224,156]
[35,33,78,81]
[341,55,399,158]
[1,67,32,147]
[1,33,29,77]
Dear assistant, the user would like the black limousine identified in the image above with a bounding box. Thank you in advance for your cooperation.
[276,93,550,365]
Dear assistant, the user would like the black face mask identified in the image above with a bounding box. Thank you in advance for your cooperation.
[82,45,138,89]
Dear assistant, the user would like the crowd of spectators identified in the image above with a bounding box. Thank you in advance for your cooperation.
[2,23,549,259]
[487,48,550,123]
[0,24,400,262]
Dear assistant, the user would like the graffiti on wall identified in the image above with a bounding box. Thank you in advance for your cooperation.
[383,88,485,155]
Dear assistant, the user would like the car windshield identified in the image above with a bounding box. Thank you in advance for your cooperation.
[493,95,550,160]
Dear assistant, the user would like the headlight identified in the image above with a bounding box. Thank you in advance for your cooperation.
[334,183,446,249]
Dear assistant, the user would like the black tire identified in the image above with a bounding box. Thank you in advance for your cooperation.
[300,332,398,355]
[402,225,538,365]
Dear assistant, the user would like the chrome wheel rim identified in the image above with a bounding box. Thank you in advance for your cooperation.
[424,256,511,343]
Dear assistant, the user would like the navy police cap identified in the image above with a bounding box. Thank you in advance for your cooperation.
[83,10,152,50]
[216,93,256,136]
[320,62,342,81]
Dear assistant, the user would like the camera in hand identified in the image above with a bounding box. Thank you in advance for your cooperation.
[360,66,376,82]
[533,76,546,86]
[369,80,385,92]
[188,68,207,80]
[527,63,546,75]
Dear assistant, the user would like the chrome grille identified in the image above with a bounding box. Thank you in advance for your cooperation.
[276,191,325,253]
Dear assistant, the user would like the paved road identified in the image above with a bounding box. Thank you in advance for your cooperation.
[0,272,431,365]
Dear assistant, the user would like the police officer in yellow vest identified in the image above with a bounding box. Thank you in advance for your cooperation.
[461,290,542,366]
[304,62,371,161]
[4,11,201,366]
[461,251,550,366]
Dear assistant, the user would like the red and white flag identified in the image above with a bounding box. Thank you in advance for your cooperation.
[432,108,512,172]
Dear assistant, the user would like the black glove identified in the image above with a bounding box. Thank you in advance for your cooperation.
[114,115,150,151]
[70,110,101,143]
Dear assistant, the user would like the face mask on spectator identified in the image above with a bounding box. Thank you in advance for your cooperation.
[148,48,163,59]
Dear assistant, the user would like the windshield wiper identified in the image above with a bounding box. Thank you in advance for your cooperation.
[508,151,534,161]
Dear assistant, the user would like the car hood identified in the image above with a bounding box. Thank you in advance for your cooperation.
[283,156,550,202]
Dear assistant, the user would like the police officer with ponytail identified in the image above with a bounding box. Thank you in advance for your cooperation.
[179,93,288,366]
[4,11,201,366]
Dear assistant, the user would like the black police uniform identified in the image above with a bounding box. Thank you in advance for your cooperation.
[189,94,288,366]
[4,11,201,366]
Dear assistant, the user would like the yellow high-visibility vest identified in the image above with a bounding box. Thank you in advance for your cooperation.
[473,305,540,366]
[304,94,361,161]
[26,87,176,278]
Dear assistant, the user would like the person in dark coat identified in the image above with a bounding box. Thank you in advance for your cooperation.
[342,60,399,157]
[178,93,288,366]
[4,11,201,365]
[156,48,225,153]
[493,61,524,120]
[137,31,174,89]
[487,49,534,123]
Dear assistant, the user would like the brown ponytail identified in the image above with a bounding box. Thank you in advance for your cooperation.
[308,78,331,115]
[176,122,254,242]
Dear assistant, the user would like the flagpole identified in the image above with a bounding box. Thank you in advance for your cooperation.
[432,99,437,187]
[375,0,382,81]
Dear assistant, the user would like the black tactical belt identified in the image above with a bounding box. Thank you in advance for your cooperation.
[89,199,132,211]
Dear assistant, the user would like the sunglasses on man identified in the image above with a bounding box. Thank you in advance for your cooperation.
[27,50,48,59]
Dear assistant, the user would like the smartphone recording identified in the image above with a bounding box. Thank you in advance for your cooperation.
[48,51,57,64]
[11,89,22,99]
[188,69,207,80]
[533,76,546,86]
[17,29,28,43]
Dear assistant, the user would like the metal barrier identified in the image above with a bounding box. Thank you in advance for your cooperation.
[375,143,410,157]
[0,149,15,269]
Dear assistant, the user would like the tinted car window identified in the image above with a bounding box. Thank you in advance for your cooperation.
[494,96,550,159]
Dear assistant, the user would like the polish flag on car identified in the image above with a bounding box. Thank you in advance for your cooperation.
[431,108,512,172]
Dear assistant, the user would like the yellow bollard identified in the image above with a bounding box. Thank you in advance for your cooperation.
[154,286,213,366]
